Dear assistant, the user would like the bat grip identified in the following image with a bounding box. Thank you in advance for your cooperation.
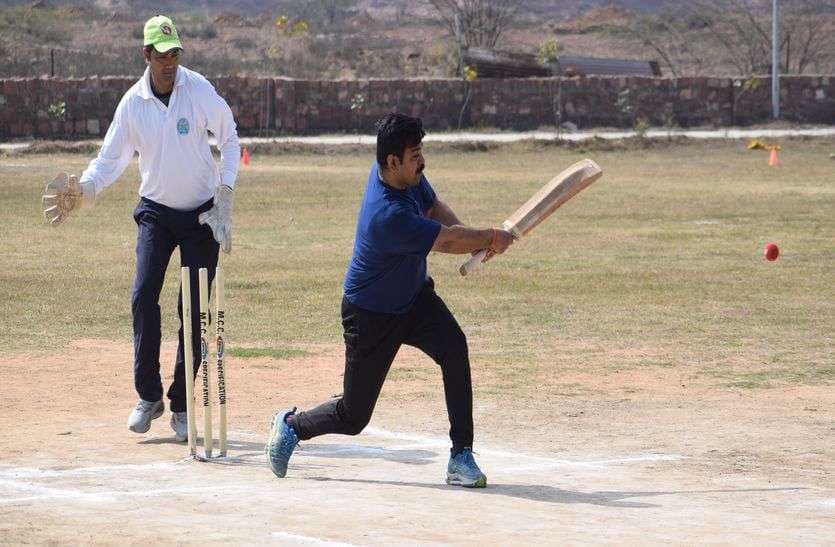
[459,250,487,276]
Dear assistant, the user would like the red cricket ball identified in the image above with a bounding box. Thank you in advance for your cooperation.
[764,242,779,261]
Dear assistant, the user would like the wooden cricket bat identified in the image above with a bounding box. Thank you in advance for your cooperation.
[459,158,603,276]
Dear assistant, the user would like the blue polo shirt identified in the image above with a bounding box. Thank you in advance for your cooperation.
[343,164,442,314]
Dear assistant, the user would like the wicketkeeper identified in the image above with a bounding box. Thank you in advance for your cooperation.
[266,113,514,487]
[40,15,239,441]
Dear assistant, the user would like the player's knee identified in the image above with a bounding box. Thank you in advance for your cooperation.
[131,285,157,312]
[342,410,372,435]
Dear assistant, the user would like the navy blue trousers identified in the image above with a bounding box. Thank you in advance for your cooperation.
[132,197,218,412]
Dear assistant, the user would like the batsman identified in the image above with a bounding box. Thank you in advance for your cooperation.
[40,16,239,442]
[266,113,514,487]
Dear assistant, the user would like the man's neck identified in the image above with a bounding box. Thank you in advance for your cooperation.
[150,73,174,96]
[378,167,406,190]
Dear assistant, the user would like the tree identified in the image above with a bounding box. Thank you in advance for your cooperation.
[627,0,835,76]
[780,0,835,73]
[429,0,520,49]
[317,0,357,26]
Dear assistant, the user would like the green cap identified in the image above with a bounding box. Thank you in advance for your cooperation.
[143,15,183,52]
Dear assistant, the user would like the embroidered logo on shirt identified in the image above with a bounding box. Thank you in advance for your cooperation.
[177,118,189,135]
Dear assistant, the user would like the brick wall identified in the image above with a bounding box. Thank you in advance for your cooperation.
[0,74,832,140]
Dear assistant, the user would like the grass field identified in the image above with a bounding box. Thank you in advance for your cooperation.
[2,139,832,392]
[2,139,834,544]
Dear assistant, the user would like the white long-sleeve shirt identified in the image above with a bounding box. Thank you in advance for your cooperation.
[80,65,240,211]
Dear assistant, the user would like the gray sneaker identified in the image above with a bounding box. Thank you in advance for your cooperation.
[127,399,164,433]
[170,411,188,442]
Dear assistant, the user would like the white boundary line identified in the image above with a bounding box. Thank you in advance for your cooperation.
[270,532,358,546]
[2,127,834,152]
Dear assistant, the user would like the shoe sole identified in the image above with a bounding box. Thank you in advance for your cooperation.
[446,473,487,488]
[128,403,165,434]
[265,414,288,478]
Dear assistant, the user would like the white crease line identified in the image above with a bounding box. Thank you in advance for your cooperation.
[0,462,181,479]
[270,532,358,546]
[363,427,682,469]
[62,428,682,469]
[0,476,244,505]
[0,478,112,503]
[503,454,682,472]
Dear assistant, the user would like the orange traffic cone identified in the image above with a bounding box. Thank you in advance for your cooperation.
[242,147,250,167]
[768,146,779,167]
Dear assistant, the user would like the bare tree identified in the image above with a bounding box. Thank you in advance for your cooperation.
[628,0,835,76]
[317,0,358,26]
[429,0,520,49]
[693,0,835,74]
[690,0,773,75]
[780,0,835,73]
[626,11,708,77]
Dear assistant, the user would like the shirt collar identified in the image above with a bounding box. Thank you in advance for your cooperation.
[138,66,186,101]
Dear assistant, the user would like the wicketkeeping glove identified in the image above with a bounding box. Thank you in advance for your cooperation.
[42,172,96,226]
[199,184,234,254]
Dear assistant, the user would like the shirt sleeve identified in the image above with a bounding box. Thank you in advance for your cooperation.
[374,203,442,257]
[203,83,240,189]
[79,98,136,195]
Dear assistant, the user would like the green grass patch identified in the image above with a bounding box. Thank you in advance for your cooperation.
[2,140,833,393]
[227,347,311,360]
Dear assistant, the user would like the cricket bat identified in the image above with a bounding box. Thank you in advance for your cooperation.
[459,158,603,276]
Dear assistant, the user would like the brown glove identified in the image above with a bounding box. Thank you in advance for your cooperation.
[42,173,95,226]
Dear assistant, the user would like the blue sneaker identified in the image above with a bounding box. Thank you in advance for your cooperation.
[265,408,299,478]
[446,448,487,488]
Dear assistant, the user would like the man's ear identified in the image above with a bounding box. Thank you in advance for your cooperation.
[142,48,151,63]
[386,153,399,171]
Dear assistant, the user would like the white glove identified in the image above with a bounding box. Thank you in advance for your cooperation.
[199,185,234,254]
[42,172,96,226]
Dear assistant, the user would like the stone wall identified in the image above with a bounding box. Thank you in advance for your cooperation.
[0,74,832,140]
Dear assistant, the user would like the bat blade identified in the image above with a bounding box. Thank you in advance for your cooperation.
[460,158,602,276]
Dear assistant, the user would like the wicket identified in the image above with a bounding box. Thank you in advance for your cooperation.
[181,266,228,460]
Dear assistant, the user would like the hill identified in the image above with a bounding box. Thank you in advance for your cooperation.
[0,0,832,79]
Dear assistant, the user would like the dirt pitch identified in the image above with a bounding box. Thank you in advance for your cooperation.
[1,340,833,545]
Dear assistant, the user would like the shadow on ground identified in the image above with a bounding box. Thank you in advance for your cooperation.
[308,477,807,509]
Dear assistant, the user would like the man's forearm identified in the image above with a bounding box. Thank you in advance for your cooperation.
[431,225,493,254]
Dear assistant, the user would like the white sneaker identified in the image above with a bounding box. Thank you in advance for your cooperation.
[127,399,164,433]
[170,411,188,442]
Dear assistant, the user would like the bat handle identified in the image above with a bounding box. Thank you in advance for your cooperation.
[459,250,487,276]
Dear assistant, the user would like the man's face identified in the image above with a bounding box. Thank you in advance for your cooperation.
[143,47,180,90]
[392,144,425,187]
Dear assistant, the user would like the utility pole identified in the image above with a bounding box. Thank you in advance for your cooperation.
[772,0,780,119]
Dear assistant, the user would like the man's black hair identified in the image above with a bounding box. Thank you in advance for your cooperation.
[376,113,424,168]
[144,45,182,55]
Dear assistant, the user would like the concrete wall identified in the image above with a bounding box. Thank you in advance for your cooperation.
[0,74,832,140]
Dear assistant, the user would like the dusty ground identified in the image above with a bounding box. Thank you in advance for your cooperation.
[1,340,833,545]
